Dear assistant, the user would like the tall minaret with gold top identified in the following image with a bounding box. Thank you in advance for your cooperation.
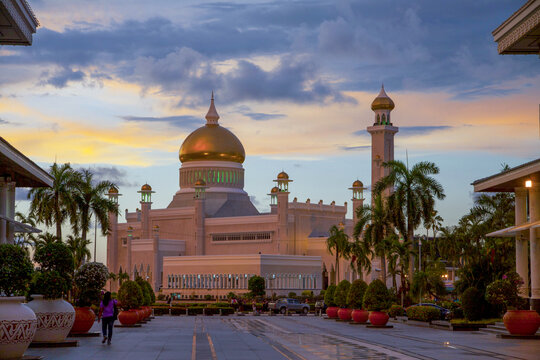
[367,85,398,197]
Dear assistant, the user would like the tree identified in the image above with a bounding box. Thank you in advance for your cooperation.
[248,275,266,297]
[33,232,61,249]
[373,160,445,279]
[326,225,350,284]
[14,212,38,251]
[351,204,373,280]
[66,235,92,269]
[117,270,129,287]
[28,162,80,241]
[72,169,117,252]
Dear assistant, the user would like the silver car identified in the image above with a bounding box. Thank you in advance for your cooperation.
[269,298,310,314]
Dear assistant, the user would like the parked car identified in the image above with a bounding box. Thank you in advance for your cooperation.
[405,303,450,320]
[315,300,327,313]
[269,298,310,314]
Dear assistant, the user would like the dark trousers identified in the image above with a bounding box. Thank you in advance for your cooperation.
[102,316,114,339]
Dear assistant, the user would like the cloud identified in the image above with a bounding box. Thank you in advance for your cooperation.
[242,112,286,121]
[354,126,452,137]
[340,145,370,151]
[0,118,12,125]
[40,67,85,88]
[15,188,30,201]
[121,115,201,130]
[78,166,135,187]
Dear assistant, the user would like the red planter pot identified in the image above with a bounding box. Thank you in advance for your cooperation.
[144,306,151,318]
[368,311,389,326]
[118,310,139,326]
[70,307,95,334]
[338,308,352,321]
[326,307,339,319]
[351,309,369,323]
[503,310,540,336]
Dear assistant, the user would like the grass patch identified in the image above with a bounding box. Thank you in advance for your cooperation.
[450,318,501,325]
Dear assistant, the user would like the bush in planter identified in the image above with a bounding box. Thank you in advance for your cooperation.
[347,279,368,309]
[407,306,440,322]
[388,304,405,318]
[29,271,70,299]
[485,272,523,314]
[334,280,351,308]
[324,285,337,307]
[135,277,152,306]
[143,281,156,304]
[118,280,143,310]
[288,292,297,298]
[248,276,266,297]
[0,244,34,296]
[34,242,74,275]
[362,279,391,311]
[73,262,109,306]
[461,287,483,321]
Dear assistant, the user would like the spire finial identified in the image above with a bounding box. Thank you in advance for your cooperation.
[205,91,219,125]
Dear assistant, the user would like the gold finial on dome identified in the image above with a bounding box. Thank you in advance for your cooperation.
[205,91,220,125]
[141,183,152,191]
[352,180,363,188]
[277,171,289,180]
[371,84,395,111]
[270,186,279,193]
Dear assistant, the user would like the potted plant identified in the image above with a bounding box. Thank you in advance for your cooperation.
[348,279,368,323]
[135,277,152,319]
[324,284,338,318]
[486,272,540,336]
[71,262,109,334]
[363,279,392,326]
[0,244,37,360]
[335,280,352,321]
[26,242,75,343]
[117,280,143,325]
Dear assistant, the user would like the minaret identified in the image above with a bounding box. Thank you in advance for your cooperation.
[274,171,292,254]
[106,186,121,290]
[367,85,398,198]
[194,179,207,255]
[268,186,279,214]
[138,184,154,240]
[349,180,366,224]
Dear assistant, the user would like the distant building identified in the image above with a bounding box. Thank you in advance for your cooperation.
[492,0,540,55]
[107,87,399,298]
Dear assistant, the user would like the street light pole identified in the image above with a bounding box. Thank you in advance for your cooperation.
[419,237,422,305]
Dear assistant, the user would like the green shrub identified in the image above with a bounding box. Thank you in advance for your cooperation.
[334,280,351,308]
[347,279,368,309]
[301,290,313,298]
[462,287,483,321]
[248,276,266,297]
[204,294,212,301]
[74,262,109,306]
[363,279,391,311]
[157,294,166,301]
[388,304,405,318]
[324,285,337,306]
[406,306,440,322]
[34,242,74,275]
[135,277,152,306]
[288,292,297,298]
[0,244,34,296]
[30,271,70,299]
[144,281,156,303]
[485,274,522,312]
[118,280,143,310]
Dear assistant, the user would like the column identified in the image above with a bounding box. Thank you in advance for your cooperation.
[515,188,530,297]
[0,179,7,244]
[529,186,540,311]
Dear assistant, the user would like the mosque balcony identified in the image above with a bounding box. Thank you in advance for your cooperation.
[131,238,186,253]
[288,199,347,213]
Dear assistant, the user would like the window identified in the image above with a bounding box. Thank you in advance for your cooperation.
[211,232,273,242]
[122,237,127,246]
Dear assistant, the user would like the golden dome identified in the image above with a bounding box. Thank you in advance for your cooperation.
[179,95,245,164]
[277,171,289,180]
[108,186,118,194]
[271,186,279,193]
[141,183,152,191]
[352,180,363,188]
[194,179,206,186]
[371,85,395,111]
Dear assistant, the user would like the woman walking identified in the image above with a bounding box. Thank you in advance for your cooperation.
[98,291,117,345]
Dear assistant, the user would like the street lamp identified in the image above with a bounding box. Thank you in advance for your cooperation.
[418,236,423,305]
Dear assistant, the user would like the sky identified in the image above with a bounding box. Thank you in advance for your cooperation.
[2,0,539,263]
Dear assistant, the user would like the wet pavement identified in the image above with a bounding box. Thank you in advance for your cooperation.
[24,315,539,360]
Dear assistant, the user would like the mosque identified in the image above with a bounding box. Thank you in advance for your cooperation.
[106,87,398,298]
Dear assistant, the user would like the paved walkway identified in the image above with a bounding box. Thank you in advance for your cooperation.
[25,315,539,360]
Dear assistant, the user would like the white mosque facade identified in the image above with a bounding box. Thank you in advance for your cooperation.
[106,88,398,298]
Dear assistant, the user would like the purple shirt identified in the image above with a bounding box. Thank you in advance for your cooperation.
[100,299,117,318]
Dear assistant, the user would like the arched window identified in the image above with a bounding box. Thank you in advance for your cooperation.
[376,114,380,124]
[382,114,386,124]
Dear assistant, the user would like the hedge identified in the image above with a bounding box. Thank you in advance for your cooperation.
[406,306,441,322]
[462,287,483,321]
[388,304,405,318]
[151,305,234,316]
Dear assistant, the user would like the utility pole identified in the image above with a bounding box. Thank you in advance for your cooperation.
[93,213,97,261]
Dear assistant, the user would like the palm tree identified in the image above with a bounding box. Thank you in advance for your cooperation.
[351,204,374,280]
[66,235,92,269]
[33,232,61,249]
[387,235,412,290]
[71,169,118,256]
[373,160,445,279]
[28,163,80,240]
[326,225,351,284]
[14,212,39,251]
[117,270,129,286]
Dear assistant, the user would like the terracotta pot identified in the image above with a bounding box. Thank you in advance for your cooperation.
[118,310,139,325]
[503,310,540,336]
[70,307,95,334]
[337,308,352,321]
[326,306,339,318]
[0,296,37,360]
[144,306,151,318]
[351,309,369,323]
[25,295,75,343]
[368,311,389,326]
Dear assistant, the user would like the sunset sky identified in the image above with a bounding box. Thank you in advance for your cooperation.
[2,0,539,261]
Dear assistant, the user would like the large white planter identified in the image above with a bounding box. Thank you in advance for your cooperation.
[0,296,37,360]
[24,295,75,343]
